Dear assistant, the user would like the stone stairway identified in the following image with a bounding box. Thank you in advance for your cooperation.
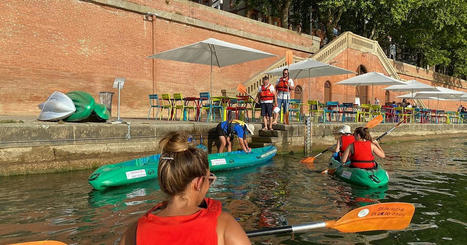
[249,124,289,148]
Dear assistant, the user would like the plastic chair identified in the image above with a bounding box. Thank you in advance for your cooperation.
[356,104,372,122]
[288,99,302,122]
[160,94,173,120]
[324,101,339,122]
[147,94,161,120]
[308,100,324,123]
[340,103,355,122]
[199,92,223,122]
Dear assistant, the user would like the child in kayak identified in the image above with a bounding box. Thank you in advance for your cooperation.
[120,132,250,245]
[334,125,355,161]
[341,127,385,169]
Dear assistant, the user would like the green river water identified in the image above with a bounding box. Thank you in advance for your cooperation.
[1,137,466,244]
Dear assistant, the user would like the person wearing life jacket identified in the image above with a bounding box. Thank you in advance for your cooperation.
[341,127,385,169]
[215,119,254,153]
[120,132,250,245]
[256,76,277,131]
[334,125,355,160]
[274,68,294,125]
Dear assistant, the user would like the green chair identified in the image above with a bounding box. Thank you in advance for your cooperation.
[308,100,324,123]
[160,94,173,120]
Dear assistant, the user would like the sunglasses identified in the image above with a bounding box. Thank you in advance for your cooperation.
[205,172,216,185]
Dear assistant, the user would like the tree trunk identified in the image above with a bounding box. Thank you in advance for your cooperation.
[281,0,292,28]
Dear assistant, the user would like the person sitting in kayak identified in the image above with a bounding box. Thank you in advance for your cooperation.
[120,132,251,245]
[341,127,385,169]
[334,125,355,161]
[216,119,254,153]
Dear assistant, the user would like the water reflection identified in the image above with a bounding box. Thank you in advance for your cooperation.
[0,137,466,244]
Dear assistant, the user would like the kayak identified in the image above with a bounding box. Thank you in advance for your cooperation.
[89,146,277,191]
[10,241,66,245]
[329,156,389,188]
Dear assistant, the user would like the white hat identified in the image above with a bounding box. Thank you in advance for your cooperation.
[338,125,351,134]
[273,106,280,114]
[245,124,255,135]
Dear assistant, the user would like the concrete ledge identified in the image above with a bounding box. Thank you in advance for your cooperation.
[0,119,465,176]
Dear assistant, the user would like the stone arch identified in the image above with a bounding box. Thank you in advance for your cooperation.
[355,65,369,104]
[324,81,332,102]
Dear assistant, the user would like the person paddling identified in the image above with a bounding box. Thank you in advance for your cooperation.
[341,127,385,169]
[121,132,250,245]
[334,125,355,161]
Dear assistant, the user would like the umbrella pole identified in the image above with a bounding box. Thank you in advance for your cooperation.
[210,50,213,97]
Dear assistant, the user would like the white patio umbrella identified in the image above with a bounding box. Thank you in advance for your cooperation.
[385,79,438,106]
[398,87,464,110]
[336,72,406,104]
[149,38,275,95]
[266,58,353,100]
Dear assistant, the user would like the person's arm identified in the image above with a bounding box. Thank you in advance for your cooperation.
[120,221,137,245]
[289,79,295,90]
[243,138,251,152]
[218,212,251,245]
[238,137,248,152]
[371,140,385,158]
[341,144,352,164]
[335,138,341,153]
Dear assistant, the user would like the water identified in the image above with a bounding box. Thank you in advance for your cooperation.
[1,137,466,244]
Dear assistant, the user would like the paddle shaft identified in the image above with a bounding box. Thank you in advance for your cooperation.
[247,222,326,237]
[375,118,406,141]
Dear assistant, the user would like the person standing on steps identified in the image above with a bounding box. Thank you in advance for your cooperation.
[256,76,277,131]
[275,68,294,125]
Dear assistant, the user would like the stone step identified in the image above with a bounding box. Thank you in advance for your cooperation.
[271,124,290,131]
[251,136,281,143]
[249,142,274,148]
[259,129,287,137]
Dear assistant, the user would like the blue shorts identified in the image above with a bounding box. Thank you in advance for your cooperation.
[277,98,289,113]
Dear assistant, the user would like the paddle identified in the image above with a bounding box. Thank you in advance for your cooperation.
[246,202,415,237]
[237,84,258,102]
[300,115,383,164]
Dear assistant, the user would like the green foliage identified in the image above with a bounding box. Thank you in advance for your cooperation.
[232,0,466,79]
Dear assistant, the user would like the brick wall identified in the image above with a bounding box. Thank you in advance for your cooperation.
[0,0,314,117]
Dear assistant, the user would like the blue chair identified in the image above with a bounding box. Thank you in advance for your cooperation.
[199,92,223,122]
[147,94,161,120]
[288,99,302,122]
[324,101,339,122]
[340,103,355,122]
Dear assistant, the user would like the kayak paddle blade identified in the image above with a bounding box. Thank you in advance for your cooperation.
[366,115,383,129]
[327,202,415,232]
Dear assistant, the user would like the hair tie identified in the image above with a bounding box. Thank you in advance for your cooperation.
[161,156,174,160]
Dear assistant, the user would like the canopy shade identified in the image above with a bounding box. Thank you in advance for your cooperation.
[384,80,438,92]
[149,38,275,67]
[149,38,275,95]
[413,87,464,99]
[266,58,353,79]
[336,72,406,86]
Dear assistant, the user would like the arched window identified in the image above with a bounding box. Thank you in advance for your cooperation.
[355,65,369,104]
[385,90,390,104]
[324,81,332,102]
[294,85,303,100]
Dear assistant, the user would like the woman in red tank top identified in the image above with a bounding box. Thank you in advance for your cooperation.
[341,127,385,169]
[120,132,250,245]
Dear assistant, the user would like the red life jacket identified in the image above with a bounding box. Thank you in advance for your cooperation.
[136,198,221,245]
[260,84,274,101]
[350,141,376,169]
[340,135,355,153]
[276,77,290,92]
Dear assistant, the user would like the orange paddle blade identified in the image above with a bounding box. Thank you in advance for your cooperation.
[10,241,67,245]
[300,157,315,164]
[237,84,247,94]
[326,202,415,232]
[366,115,383,129]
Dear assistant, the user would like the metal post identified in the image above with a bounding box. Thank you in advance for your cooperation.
[305,116,312,154]
[117,86,121,121]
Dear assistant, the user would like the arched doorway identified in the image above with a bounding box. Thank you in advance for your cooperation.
[355,65,368,104]
[324,81,332,102]
[294,85,303,100]
[385,90,390,104]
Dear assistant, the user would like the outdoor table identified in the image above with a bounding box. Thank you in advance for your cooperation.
[212,96,237,121]
[183,97,200,121]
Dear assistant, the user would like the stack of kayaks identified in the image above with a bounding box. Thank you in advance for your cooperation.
[329,156,389,188]
[89,146,277,191]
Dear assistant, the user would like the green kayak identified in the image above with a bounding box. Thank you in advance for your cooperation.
[89,146,277,191]
[329,156,389,188]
